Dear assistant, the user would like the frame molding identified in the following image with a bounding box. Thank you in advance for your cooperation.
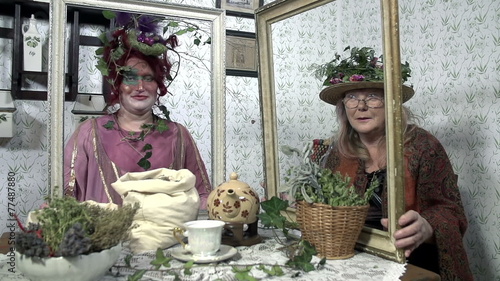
[48,0,226,195]
[216,0,263,19]
[255,0,406,263]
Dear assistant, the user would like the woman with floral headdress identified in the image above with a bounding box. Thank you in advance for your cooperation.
[317,47,473,280]
[63,13,211,209]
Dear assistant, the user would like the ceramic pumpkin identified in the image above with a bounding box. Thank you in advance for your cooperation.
[207,172,260,224]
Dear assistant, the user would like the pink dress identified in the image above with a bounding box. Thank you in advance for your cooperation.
[64,114,212,209]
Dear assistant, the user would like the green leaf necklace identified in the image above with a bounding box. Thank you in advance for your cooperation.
[104,113,170,170]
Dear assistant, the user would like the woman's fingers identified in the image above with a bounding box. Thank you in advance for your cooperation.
[382,211,433,257]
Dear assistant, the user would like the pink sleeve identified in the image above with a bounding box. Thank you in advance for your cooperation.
[178,124,212,209]
[63,120,93,199]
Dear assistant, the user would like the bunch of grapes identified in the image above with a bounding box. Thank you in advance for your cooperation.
[57,222,92,256]
[16,223,50,258]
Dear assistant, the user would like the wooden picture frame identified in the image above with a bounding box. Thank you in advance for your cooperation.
[255,0,406,263]
[226,30,258,77]
[217,0,263,18]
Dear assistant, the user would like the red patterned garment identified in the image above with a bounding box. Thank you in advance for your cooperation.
[321,125,473,281]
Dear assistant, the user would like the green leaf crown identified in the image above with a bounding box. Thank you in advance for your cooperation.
[95,11,178,79]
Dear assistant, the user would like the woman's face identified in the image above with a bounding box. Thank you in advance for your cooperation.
[343,88,386,139]
[118,57,158,115]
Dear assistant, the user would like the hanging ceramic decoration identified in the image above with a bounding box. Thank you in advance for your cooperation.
[0,90,16,138]
[22,14,43,72]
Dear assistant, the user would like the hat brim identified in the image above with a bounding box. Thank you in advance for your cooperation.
[319,82,415,105]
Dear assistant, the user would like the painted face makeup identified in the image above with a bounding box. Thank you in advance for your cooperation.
[118,57,159,116]
[122,70,155,85]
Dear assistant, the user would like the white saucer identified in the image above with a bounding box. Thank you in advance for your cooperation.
[171,245,237,264]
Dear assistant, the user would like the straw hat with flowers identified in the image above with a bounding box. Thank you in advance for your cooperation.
[314,46,414,105]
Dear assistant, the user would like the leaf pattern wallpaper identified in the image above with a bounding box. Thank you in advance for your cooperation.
[0,0,498,280]
[0,14,50,221]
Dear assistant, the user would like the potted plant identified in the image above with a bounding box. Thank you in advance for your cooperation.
[277,143,378,259]
[14,196,138,281]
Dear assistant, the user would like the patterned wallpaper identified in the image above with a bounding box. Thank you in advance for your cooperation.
[0,0,498,280]
[0,14,50,221]
[399,2,499,278]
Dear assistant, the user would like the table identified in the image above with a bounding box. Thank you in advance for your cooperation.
[0,230,439,281]
[403,264,440,281]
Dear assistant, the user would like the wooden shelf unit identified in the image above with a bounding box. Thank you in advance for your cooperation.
[0,1,110,101]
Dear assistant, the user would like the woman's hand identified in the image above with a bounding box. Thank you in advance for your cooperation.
[381,210,434,257]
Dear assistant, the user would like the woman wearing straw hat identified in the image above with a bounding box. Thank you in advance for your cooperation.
[317,47,472,281]
[63,12,211,208]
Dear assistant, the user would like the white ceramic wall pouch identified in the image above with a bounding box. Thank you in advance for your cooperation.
[22,14,43,72]
[0,91,16,138]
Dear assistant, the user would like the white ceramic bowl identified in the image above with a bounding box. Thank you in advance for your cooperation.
[16,244,122,281]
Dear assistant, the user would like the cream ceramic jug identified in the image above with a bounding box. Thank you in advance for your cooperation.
[207,172,260,224]
[22,14,43,71]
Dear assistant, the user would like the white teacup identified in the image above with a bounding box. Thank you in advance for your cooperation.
[173,220,225,257]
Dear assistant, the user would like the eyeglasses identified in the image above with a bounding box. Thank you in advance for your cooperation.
[343,95,384,109]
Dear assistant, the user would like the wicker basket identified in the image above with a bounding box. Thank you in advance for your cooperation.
[296,201,369,259]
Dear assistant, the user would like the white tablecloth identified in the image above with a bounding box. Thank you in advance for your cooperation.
[0,228,406,281]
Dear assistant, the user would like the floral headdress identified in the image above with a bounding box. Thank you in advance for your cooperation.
[95,11,179,104]
[314,46,414,105]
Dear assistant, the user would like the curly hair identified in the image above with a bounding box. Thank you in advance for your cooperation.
[102,29,178,105]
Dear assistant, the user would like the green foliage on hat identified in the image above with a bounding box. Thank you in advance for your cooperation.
[127,30,168,56]
[313,46,411,86]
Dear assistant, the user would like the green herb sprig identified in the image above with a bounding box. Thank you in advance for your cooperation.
[17,196,138,257]
[279,143,378,206]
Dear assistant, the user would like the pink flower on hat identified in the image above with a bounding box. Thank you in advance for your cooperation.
[349,74,365,81]
[329,77,343,84]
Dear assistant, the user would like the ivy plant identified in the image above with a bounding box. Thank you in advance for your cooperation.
[258,196,326,273]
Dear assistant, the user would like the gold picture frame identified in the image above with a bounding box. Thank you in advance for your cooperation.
[255,0,406,263]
